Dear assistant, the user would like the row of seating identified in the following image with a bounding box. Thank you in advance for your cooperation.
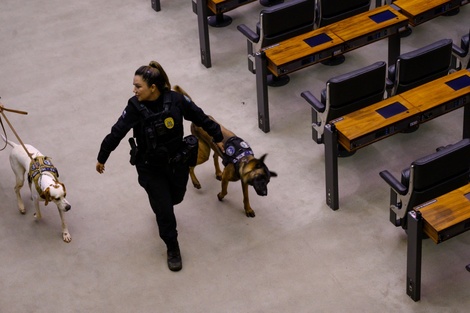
[185,0,466,72]
[301,38,454,146]
[310,42,470,300]
[294,28,469,300]
[238,0,469,74]
[381,137,470,301]
[237,0,372,73]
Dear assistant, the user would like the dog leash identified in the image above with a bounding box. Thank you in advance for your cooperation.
[0,99,32,160]
[1,100,56,197]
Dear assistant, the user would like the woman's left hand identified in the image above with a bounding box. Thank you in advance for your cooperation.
[215,142,225,153]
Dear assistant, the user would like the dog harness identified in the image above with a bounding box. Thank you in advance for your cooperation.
[28,156,59,198]
[223,137,254,174]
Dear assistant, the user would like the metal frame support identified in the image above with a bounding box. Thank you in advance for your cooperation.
[406,210,423,301]
[463,102,470,139]
[151,0,161,12]
[197,0,212,68]
[324,123,339,210]
[388,30,401,66]
[255,51,270,133]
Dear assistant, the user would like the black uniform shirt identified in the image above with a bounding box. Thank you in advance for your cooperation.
[97,91,223,165]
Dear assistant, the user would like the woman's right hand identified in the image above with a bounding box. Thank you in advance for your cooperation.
[96,162,105,174]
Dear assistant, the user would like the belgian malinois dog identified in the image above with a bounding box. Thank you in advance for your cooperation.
[189,116,277,217]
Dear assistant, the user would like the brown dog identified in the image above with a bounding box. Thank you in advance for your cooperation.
[189,116,277,217]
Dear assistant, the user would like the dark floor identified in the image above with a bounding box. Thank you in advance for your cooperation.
[0,1,469,312]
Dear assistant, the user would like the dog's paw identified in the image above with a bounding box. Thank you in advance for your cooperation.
[19,208,26,214]
[217,193,224,201]
[62,232,72,243]
[193,183,202,189]
[245,210,256,218]
[215,174,222,181]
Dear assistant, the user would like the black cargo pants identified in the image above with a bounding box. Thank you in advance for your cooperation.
[136,162,189,245]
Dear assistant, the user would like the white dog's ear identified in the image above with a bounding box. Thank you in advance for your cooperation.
[41,187,51,206]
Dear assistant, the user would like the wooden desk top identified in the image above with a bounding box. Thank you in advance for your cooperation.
[324,5,408,42]
[399,69,470,113]
[393,0,460,26]
[332,69,470,151]
[393,0,450,16]
[414,183,470,244]
[262,5,407,75]
[263,29,343,75]
[332,96,420,150]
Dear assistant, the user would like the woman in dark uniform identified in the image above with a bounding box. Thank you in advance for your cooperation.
[96,61,223,271]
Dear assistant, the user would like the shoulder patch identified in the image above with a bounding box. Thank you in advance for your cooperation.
[183,95,192,103]
[226,145,235,156]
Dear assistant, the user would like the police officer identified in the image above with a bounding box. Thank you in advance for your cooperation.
[96,61,224,271]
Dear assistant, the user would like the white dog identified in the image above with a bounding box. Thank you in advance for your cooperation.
[2,135,72,242]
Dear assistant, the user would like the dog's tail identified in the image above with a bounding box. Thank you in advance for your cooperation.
[1,134,16,148]
[173,85,192,101]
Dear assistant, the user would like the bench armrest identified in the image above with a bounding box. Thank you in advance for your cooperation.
[237,24,260,43]
[301,91,325,113]
[453,43,468,58]
[379,170,408,195]
[385,77,394,90]
[385,77,394,97]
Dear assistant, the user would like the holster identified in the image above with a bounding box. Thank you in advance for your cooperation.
[170,135,199,166]
[128,137,138,165]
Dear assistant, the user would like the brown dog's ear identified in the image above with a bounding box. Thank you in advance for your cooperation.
[42,187,51,206]
[258,154,277,177]
[259,153,267,163]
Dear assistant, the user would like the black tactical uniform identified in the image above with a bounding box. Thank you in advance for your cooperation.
[97,91,223,250]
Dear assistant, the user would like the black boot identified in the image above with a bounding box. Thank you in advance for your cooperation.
[166,240,182,272]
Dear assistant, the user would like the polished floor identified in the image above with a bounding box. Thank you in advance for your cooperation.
[0,1,469,312]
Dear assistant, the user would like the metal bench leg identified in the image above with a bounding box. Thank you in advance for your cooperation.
[197,0,212,68]
[151,0,161,11]
[324,123,339,210]
[406,210,423,301]
[388,32,401,67]
[463,103,470,139]
[255,51,270,133]
[247,41,255,73]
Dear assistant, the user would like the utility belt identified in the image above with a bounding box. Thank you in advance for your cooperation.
[129,135,198,167]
